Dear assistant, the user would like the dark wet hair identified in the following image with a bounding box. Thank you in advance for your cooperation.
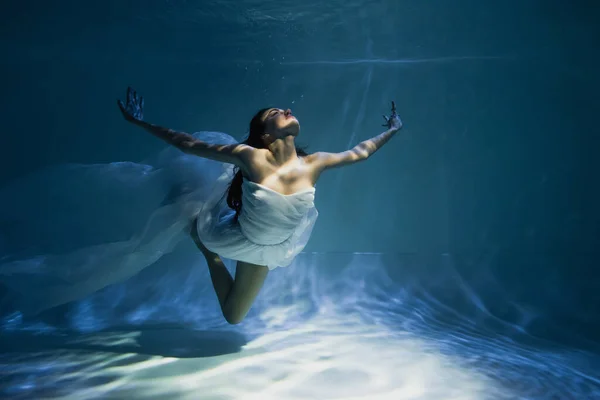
[226,108,308,220]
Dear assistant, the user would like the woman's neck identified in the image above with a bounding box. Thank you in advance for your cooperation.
[267,136,298,165]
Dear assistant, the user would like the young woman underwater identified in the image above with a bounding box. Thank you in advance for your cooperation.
[118,87,404,324]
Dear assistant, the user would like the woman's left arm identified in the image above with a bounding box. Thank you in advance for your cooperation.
[308,102,403,173]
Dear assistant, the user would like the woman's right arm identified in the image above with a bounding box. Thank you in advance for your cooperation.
[118,87,253,167]
[133,119,253,165]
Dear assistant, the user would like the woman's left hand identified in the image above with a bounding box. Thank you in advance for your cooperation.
[382,101,403,132]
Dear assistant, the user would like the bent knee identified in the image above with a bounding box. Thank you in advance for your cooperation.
[224,311,246,325]
[223,305,249,325]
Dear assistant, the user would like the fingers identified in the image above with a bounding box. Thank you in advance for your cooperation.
[119,87,145,121]
[127,86,144,106]
[381,102,401,127]
[127,87,134,105]
[117,99,131,120]
[117,99,128,116]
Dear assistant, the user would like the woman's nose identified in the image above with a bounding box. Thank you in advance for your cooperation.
[284,109,292,116]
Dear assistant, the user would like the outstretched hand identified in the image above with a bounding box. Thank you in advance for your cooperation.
[118,87,144,123]
[382,101,403,132]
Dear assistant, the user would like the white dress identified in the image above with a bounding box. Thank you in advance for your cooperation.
[0,131,319,315]
[198,176,318,269]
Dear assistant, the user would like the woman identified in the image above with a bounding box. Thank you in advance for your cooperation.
[118,87,403,324]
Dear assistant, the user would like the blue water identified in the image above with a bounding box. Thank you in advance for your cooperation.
[1,1,599,399]
[1,253,598,399]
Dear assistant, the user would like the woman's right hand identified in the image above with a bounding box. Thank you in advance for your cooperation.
[118,87,144,123]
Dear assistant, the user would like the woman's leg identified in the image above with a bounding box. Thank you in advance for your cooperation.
[190,220,268,324]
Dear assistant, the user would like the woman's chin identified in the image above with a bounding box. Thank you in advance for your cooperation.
[282,120,300,136]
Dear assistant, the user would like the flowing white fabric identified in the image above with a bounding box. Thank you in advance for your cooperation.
[0,131,318,315]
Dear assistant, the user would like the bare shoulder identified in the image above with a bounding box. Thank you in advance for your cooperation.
[303,151,334,168]
[235,143,259,162]
[184,140,257,169]
[240,147,272,179]
[305,149,368,173]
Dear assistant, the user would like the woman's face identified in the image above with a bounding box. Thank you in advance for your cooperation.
[262,108,300,139]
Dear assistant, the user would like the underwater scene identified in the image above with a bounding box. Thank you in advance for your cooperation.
[0,1,598,399]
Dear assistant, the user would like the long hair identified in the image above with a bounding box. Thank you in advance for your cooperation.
[226,108,308,220]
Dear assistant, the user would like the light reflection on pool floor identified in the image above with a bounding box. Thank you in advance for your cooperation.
[1,253,599,399]
[1,309,598,399]
[1,313,497,399]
